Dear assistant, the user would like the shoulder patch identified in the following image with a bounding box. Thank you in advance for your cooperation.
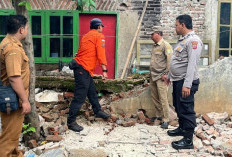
[182,40,186,44]
[167,49,172,54]
[191,41,198,49]
[102,39,105,48]
[176,47,182,51]
[9,52,17,56]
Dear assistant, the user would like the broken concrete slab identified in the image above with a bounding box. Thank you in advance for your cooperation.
[40,148,64,157]
[110,87,176,119]
[69,148,107,157]
[35,90,63,103]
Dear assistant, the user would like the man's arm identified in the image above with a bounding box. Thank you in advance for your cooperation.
[9,76,31,114]
[4,48,31,114]
[182,39,202,98]
[101,64,108,79]
[164,42,173,73]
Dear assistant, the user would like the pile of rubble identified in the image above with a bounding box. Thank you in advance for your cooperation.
[20,88,232,156]
[194,112,232,156]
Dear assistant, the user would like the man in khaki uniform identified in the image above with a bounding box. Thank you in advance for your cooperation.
[150,30,173,129]
[0,15,31,157]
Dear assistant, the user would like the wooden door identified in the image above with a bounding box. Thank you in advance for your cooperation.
[79,14,117,79]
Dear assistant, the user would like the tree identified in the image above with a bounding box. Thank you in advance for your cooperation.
[14,0,40,141]
[74,0,96,11]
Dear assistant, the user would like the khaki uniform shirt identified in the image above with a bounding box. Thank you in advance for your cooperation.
[168,31,202,88]
[150,38,173,81]
[0,35,30,96]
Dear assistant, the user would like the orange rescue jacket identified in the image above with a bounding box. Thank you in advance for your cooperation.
[74,29,107,76]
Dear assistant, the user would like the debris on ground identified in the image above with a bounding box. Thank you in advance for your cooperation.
[15,85,232,156]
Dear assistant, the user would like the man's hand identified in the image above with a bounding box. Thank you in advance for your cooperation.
[102,72,108,80]
[182,86,190,98]
[161,74,171,86]
[21,100,31,115]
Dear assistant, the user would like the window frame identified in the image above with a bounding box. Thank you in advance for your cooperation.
[136,40,211,70]
[0,10,119,78]
[0,9,15,41]
[217,0,232,59]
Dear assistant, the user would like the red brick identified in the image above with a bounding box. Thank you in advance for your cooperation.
[35,102,43,108]
[138,111,145,122]
[159,140,171,145]
[84,111,90,119]
[95,118,105,122]
[122,121,136,127]
[206,127,215,135]
[202,114,214,126]
[28,140,37,149]
[42,113,54,122]
[39,106,50,113]
[88,116,95,121]
[196,132,207,140]
[46,135,63,142]
[63,92,74,98]
[58,94,64,102]
[112,95,120,101]
[145,118,153,125]
[110,114,118,122]
[119,92,126,98]
[169,120,178,127]
[60,108,70,116]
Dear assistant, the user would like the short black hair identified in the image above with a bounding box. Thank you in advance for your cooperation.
[176,14,193,29]
[151,31,163,36]
[7,15,28,34]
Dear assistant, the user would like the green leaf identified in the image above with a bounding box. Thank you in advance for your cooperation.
[23,123,30,129]
[23,130,28,134]
[82,0,87,5]
[89,0,96,8]
[28,127,36,133]
[77,0,82,6]
[86,1,90,8]
[18,1,26,6]
[25,2,32,11]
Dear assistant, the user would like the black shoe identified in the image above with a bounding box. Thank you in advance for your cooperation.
[171,137,194,149]
[150,117,162,122]
[161,122,169,129]
[167,127,184,136]
[96,111,110,119]
[68,122,84,132]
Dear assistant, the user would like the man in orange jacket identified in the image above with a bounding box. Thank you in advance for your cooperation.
[67,18,110,132]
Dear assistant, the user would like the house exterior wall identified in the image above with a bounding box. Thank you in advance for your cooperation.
[92,0,218,76]
[0,0,76,10]
[0,0,218,74]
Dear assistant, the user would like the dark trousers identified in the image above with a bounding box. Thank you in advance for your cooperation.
[172,79,199,131]
[67,65,101,124]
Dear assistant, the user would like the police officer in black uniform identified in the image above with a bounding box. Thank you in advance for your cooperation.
[163,14,202,149]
